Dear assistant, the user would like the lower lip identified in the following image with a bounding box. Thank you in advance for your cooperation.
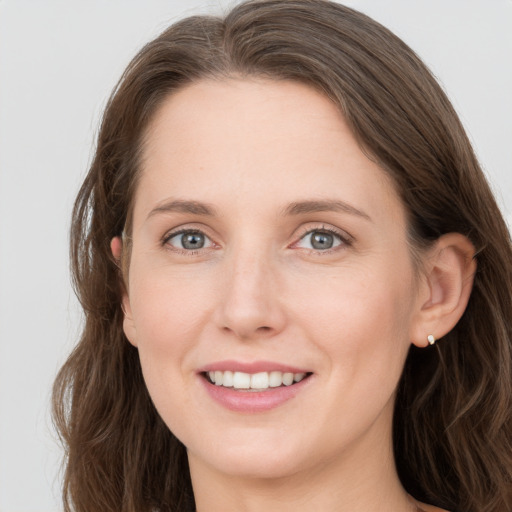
[200,375,312,413]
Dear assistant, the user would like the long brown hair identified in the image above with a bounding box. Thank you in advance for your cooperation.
[52,1,512,511]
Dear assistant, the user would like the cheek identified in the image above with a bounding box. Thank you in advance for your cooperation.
[303,272,414,437]
[126,266,219,409]
[127,268,215,422]
[292,263,415,376]
[130,266,213,345]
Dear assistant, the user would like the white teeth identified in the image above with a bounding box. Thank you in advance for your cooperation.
[233,372,251,389]
[250,372,269,389]
[269,371,282,387]
[222,370,234,387]
[282,372,294,386]
[214,370,223,386]
[207,370,308,390]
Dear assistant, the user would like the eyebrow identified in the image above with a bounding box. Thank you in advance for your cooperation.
[147,199,218,219]
[282,199,372,221]
[146,198,371,222]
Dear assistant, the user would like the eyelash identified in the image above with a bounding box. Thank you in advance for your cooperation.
[161,228,214,255]
[293,225,352,254]
[161,225,352,256]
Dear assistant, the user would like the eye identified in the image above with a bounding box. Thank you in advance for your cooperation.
[164,229,213,251]
[295,229,346,251]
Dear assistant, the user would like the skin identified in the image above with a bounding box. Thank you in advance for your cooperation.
[112,78,475,512]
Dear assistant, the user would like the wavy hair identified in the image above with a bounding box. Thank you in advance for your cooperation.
[52,1,512,511]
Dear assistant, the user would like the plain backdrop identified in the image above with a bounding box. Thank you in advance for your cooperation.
[0,1,511,511]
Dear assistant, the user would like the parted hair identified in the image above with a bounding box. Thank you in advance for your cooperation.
[52,1,512,511]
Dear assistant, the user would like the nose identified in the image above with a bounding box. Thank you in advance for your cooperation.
[214,248,287,340]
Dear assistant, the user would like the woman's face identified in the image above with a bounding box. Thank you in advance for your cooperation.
[120,79,426,480]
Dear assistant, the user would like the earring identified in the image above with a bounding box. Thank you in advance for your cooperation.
[427,334,436,345]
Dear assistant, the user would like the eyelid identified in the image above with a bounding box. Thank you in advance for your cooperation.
[159,222,353,255]
[161,224,219,254]
[291,224,353,252]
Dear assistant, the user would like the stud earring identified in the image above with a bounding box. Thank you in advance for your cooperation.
[427,334,436,345]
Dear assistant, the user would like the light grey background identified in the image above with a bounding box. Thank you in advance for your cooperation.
[0,1,511,511]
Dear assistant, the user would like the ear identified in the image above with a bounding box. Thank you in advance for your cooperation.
[110,236,138,347]
[410,233,476,348]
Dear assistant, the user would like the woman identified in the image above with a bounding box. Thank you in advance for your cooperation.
[52,1,512,511]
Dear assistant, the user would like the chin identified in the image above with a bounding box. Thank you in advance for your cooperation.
[184,426,317,480]
[201,449,309,480]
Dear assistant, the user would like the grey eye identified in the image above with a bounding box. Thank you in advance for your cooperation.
[310,232,334,249]
[181,232,205,249]
[296,230,343,251]
[166,231,212,250]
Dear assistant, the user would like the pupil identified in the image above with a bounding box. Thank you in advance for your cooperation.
[311,232,333,250]
[182,233,205,249]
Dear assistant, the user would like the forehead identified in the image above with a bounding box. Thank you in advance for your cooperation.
[134,78,404,226]
[143,78,352,161]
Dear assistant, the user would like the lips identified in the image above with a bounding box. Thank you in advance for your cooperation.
[198,360,313,412]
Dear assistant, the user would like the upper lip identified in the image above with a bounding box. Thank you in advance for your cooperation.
[198,360,311,374]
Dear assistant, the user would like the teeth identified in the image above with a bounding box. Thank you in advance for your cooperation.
[222,370,234,387]
[269,371,282,387]
[233,372,250,389]
[282,372,294,386]
[250,372,269,389]
[207,370,308,390]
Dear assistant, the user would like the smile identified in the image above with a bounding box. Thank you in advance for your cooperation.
[205,370,310,390]
[199,364,314,413]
